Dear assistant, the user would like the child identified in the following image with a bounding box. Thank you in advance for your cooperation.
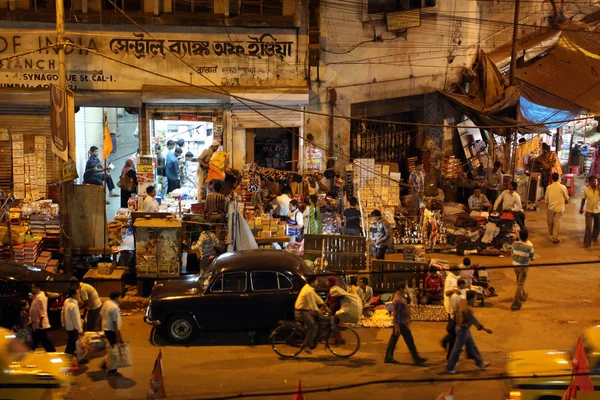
[287,200,304,243]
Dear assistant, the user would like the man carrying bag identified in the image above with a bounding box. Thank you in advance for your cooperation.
[101,291,130,376]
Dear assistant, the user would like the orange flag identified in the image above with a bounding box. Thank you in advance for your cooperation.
[293,380,305,400]
[562,337,594,400]
[102,112,113,160]
[147,350,167,400]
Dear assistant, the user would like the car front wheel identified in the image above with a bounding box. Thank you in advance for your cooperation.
[165,313,198,344]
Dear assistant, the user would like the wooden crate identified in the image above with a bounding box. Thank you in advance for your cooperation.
[303,234,366,273]
[371,260,428,292]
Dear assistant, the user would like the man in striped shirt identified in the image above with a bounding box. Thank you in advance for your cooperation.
[511,229,534,311]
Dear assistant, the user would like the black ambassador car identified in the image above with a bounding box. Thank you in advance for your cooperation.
[0,261,68,329]
[145,250,317,343]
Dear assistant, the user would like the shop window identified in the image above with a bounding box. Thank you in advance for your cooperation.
[104,0,143,11]
[239,0,282,16]
[251,271,279,291]
[254,128,298,171]
[368,0,435,14]
[173,0,212,13]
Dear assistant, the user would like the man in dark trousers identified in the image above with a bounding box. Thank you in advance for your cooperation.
[446,291,493,373]
[384,281,427,365]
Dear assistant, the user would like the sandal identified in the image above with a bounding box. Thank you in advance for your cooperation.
[109,193,119,197]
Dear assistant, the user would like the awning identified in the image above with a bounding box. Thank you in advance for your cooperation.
[517,30,600,114]
[519,81,582,129]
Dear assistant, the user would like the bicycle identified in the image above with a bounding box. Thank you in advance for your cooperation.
[269,312,360,358]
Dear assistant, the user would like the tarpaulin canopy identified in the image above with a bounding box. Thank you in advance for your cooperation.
[439,50,535,135]
[519,81,582,129]
[517,30,600,114]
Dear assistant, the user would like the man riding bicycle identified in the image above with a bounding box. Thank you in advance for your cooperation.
[294,275,324,353]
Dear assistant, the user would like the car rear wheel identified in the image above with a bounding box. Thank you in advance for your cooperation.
[165,313,198,344]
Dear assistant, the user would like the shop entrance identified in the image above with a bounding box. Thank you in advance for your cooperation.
[148,107,223,198]
[75,107,139,221]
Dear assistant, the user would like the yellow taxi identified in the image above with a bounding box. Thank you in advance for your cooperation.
[505,325,600,400]
[0,327,73,400]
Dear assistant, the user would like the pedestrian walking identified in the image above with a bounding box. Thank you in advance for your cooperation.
[441,276,471,360]
[61,287,83,359]
[101,291,124,376]
[511,229,534,311]
[384,281,427,366]
[29,283,56,352]
[70,278,102,331]
[580,175,600,248]
[545,172,568,243]
[446,291,493,374]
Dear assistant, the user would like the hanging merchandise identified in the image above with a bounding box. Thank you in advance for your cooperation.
[305,147,323,172]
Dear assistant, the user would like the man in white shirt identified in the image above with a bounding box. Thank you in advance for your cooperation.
[101,291,123,376]
[441,269,471,359]
[30,283,55,352]
[494,181,525,230]
[294,276,324,353]
[580,175,600,248]
[141,185,160,213]
[545,172,569,243]
[61,287,83,358]
[273,186,293,220]
[70,277,102,332]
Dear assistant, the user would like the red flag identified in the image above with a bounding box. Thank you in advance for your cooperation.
[147,350,167,400]
[293,380,305,400]
[562,338,595,400]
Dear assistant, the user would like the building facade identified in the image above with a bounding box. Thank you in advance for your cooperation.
[305,0,553,181]
[0,0,309,197]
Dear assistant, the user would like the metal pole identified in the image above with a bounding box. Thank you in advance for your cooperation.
[56,0,73,274]
[509,0,521,85]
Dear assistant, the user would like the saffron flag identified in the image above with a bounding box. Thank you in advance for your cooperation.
[103,112,113,160]
[436,387,454,400]
[147,350,167,400]
[293,380,305,400]
[562,337,594,400]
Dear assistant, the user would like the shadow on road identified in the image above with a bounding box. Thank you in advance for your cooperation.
[287,356,377,368]
[149,327,270,347]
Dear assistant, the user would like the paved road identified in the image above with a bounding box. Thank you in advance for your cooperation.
[60,315,509,400]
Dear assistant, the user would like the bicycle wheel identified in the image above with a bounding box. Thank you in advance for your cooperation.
[270,325,305,358]
[326,326,360,358]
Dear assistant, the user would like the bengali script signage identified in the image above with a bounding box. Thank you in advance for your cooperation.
[0,29,303,91]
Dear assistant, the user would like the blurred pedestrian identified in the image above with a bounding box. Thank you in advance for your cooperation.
[545,172,568,243]
[446,291,493,373]
[370,209,391,260]
[511,229,534,311]
[69,278,102,332]
[580,175,600,248]
[342,197,363,236]
[29,283,55,352]
[101,291,124,376]
[119,157,137,208]
[384,281,427,366]
[61,287,83,359]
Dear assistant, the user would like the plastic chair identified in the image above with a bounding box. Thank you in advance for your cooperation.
[562,174,575,197]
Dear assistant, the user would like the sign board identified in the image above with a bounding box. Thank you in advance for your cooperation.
[61,158,79,182]
[50,85,74,162]
[386,9,421,31]
[0,29,304,91]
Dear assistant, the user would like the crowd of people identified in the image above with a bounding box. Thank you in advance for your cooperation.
[24,278,125,377]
